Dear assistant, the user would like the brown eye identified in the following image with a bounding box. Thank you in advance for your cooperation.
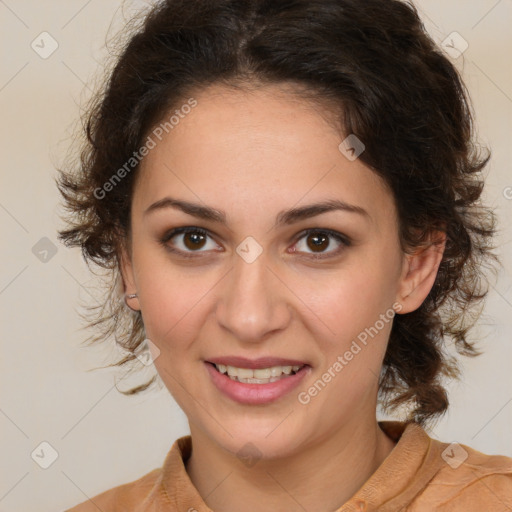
[306,232,330,252]
[161,227,219,257]
[183,231,207,250]
[293,229,349,258]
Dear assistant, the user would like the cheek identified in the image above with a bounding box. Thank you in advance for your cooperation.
[307,257,400,337]
[133,249,218,358]
[302,268,397,407]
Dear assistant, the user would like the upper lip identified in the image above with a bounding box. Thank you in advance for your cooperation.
[206,356,309,369]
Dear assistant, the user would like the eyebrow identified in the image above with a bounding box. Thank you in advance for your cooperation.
[144,196,370,228]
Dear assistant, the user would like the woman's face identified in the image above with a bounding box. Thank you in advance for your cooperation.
[122,83,413,459]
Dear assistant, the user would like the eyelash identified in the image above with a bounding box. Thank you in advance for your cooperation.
[159,226,351,260]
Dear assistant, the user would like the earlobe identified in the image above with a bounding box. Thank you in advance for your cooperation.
[395,231,446,314]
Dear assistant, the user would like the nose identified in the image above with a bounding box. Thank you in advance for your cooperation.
[215,250,291,343]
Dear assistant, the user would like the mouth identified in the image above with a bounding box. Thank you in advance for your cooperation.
[204,357,311,405]
[209,362,306,384]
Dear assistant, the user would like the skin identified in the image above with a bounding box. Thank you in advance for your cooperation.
[120,82,445,511]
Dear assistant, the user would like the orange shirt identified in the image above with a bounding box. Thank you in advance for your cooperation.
[65,420,512,511]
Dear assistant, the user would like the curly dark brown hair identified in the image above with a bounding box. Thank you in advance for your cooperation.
[56,0,498,427]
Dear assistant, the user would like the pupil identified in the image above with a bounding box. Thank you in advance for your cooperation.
[185,232,206,250]
[308,233,328,252]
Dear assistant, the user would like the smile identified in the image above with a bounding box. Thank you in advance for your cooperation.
[213,363,304,384]
[205,360,310,405]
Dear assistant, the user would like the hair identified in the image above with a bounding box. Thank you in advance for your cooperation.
[56,0,498,427]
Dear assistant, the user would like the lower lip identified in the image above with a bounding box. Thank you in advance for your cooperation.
[205,362,310,405]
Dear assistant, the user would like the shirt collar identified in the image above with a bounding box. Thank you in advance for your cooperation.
[157,420,445,511]
[340,421,445,511]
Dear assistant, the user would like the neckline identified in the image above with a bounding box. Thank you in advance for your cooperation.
[158,420,444,511]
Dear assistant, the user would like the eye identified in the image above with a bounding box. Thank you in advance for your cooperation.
[160,226,350,260]
[160,227,221,258]
[291,229,350,258]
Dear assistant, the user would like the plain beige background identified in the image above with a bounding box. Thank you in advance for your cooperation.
[0,1,511,510]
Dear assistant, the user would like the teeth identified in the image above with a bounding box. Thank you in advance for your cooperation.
[226,365,238,377]
[214,363,303,382]
[237,367,253,379]
[270,366,282,377]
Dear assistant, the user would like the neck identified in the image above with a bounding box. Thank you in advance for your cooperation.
[185,418,397,512]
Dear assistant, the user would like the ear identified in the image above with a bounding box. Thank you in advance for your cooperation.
[395,231,446,314]
[119,243,140,311]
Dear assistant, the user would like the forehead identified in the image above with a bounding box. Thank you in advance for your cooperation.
[134,83,395,229]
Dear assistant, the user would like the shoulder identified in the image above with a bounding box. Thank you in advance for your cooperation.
[63,435,192,512]
[64,467,162,512]
[415,440,512,510]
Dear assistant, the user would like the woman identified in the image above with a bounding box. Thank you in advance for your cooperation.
[58,0,512,510]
